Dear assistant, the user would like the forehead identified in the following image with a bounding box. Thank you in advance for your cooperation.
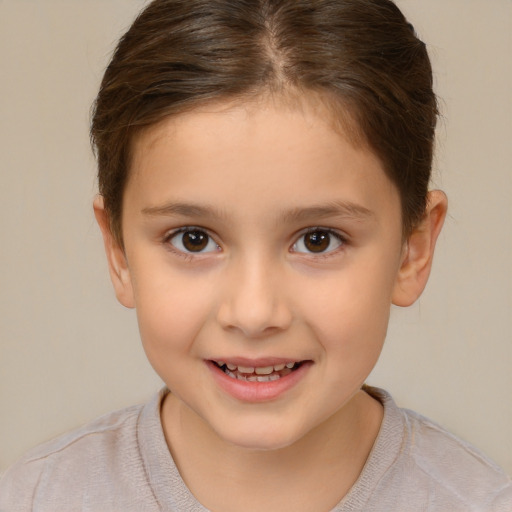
[125,96,400,226]
[131,92,365,164]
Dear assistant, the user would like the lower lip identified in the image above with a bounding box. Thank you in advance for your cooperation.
[207,361,311,403]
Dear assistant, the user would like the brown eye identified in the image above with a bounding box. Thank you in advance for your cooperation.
[304,231,330,252]
[293,229,343,254]
[183,230,208,251]
[169,229,219,254]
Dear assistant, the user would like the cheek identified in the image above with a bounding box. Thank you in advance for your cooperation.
[301,255,398,357]
[131,267,215,362]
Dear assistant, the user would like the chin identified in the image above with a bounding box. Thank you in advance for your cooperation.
[214,421,304,452]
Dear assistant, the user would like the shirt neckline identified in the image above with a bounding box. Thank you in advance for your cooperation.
[137,386,404,512]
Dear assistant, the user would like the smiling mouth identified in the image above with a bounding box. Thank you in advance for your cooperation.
[212,361,304,382]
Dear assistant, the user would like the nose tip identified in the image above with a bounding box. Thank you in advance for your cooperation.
[217,301,292,338]
[216,263,292,338]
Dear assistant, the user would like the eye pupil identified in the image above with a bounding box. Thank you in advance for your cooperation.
[305,231,330,252]
[182,230,208,251]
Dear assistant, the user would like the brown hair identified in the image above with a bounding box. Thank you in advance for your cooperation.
[91,0,437,244]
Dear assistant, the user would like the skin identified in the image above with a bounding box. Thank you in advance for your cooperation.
[95,97,447,511]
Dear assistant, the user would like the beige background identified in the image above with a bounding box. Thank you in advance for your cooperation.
[1,0,511,475]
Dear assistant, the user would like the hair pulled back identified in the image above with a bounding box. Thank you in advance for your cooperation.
[91,0,437,244]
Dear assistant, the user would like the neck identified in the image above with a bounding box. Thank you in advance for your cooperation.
[161,390,383,512]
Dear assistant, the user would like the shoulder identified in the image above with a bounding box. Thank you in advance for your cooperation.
[0,401,148,511]
[3,400,143,467]
[374,388,512,511]
[402,406,507,481]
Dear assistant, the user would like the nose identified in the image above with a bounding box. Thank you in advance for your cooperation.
[216,254,292,338]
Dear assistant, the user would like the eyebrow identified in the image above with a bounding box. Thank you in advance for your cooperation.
[142,202,225,219]
[141,200,374,223]
[280,201,375,224]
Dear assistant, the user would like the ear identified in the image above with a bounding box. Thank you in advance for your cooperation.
[93,195,135,309]
[392,190,447,307]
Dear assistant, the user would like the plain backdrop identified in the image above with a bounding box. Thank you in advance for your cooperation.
[1,0,511,475]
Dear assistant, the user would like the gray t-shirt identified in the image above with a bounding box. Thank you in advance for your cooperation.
[1,387,510,511]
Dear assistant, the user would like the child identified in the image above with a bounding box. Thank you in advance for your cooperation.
[1,0,510,510]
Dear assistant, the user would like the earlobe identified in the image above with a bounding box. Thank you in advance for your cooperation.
[392,190,447,307]
[93,195,135,309]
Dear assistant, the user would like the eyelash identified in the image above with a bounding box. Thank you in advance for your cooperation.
[162,226,347,259]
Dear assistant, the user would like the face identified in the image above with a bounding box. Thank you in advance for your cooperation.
[116,98,406,450]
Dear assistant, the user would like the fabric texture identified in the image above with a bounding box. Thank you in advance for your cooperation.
[1,387,510,511]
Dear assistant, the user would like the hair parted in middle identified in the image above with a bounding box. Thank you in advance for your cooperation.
[91,0,437,245]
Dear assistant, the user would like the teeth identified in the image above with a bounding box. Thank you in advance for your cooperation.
[224,368,292,382]
[257,374,281,382]
[255,366,274,375]
[216,361,299,375]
